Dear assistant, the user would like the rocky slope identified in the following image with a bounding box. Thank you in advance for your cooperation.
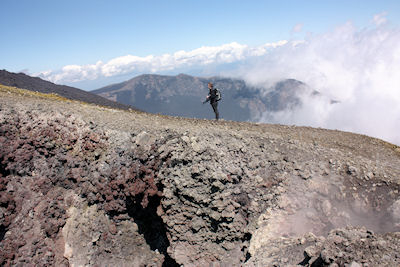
[92,73,323,121]
[0,69,135,111]
[1,84,400,266]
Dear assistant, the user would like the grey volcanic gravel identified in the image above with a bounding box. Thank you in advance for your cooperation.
[1,85,400,266]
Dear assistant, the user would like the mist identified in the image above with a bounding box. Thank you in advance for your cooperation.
[232,17,400,145]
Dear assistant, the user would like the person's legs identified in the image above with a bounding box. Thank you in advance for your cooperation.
[211,102,219,120]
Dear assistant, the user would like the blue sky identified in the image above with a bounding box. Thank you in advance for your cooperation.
[1,0,399,80]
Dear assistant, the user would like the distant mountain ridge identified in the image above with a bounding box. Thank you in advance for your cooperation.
[0,70,136,111]
[92,73,317,121]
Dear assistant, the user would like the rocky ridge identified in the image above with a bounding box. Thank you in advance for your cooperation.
[0,70,135,111]
[1,84,400,266]
[92,73,319,122]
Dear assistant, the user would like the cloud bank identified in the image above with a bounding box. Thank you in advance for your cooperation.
[235,16,400,145]
[36,41,287,84]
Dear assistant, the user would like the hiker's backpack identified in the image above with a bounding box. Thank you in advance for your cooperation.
[215,88,221,101]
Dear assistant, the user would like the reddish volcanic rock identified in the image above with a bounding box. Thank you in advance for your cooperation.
[0,105,165,266]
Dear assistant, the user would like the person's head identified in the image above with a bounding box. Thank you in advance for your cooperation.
[208,82,213,90]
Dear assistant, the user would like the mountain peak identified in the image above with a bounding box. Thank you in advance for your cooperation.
[177,73,192,78]
[92,73,317,121]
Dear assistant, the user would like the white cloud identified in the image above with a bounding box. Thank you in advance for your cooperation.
[37,61,103,83]
[36,41,287,84]
[234,14,400,145]
[292,23,304,33]
[102,55,154,77]
[372,11,388,26]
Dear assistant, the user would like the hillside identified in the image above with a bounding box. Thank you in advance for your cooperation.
[92,73,322,121]
[1,84,400,266]
[0,69,135,111]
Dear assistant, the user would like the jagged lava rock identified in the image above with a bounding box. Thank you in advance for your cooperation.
[1,85,400,266]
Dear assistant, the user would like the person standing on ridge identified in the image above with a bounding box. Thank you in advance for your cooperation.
[203,82,221,120]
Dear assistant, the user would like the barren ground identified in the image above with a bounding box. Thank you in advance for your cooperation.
[1,84,400,266]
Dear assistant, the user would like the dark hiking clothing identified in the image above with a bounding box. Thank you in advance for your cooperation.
[204,88,220,120]
[208,88,219,103]
[211,101,219,120]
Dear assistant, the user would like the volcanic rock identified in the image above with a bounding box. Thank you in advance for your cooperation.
[1,84,399,266]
